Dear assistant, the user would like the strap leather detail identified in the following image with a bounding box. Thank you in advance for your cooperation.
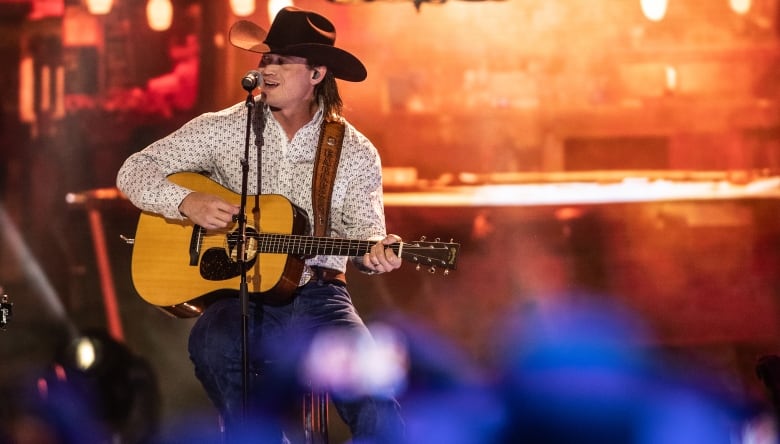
[311,119,345,238]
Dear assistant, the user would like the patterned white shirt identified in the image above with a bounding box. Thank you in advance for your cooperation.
[117,99,387,273]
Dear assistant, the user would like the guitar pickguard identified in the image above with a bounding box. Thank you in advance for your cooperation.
[199,226,259,281]
[199,247,258,281]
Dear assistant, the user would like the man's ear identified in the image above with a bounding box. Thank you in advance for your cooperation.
[311,67,326,83]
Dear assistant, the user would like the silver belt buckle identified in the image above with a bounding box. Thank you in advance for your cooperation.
[299,265,313,286]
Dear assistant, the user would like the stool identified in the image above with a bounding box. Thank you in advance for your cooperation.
[217,389,329,443]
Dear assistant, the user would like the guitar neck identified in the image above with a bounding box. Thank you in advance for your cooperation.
[256,234,397,257]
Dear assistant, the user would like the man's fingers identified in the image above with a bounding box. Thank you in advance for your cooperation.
[181,192,240,228]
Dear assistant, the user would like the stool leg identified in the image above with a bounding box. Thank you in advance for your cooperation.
[303,391,329,444]
[317,392,329,443]
[218,414,226,444]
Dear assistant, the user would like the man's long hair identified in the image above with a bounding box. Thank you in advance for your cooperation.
[313,70,343,121]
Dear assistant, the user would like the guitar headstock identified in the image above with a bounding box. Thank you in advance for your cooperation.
[400,237,460,275]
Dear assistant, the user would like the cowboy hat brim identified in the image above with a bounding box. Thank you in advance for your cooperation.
[228,19,367,82]
[229,20,270,53]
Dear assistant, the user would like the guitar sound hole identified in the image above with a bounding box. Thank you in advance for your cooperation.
[225,227,260,262]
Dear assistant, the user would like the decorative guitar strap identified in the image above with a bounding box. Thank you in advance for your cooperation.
[311,119,345,237]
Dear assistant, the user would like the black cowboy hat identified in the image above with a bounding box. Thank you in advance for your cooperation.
[229,7,367,82]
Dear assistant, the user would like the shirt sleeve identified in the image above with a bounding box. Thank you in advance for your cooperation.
[116,105,242,219]
[340,129,387,243]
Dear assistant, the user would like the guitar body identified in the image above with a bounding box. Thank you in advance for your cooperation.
[131,172,309,317]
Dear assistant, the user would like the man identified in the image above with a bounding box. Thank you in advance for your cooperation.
[117,7,405,443]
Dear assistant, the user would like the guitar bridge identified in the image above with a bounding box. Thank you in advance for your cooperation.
[190,225,205,266]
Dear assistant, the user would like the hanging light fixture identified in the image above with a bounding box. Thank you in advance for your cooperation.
[230,0,256,17]
[729,0,751,15]
[85,0,113,15]
[640,0,668,22]
[147,0,173,31]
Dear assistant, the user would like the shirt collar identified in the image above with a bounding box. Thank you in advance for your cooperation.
[266,103,325,163]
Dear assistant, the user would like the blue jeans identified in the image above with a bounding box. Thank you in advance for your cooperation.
[188,278,405,443]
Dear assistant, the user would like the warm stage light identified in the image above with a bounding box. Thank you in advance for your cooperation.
[230,0,256,17]
[730,0,751,15]
[40,65,50,112]
[85,0,113,15]
[74,337,97,371]
[268,0,293,20]
[147,0,173,31]
[665,65,677,93]
[19,57,34,123]
[640,0,667,22]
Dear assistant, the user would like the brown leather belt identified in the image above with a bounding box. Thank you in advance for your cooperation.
[310,266,347,285]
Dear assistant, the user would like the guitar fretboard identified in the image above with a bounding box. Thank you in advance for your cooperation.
[253,234,399,257]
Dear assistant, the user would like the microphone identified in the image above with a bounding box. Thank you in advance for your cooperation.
[241,70,263,92]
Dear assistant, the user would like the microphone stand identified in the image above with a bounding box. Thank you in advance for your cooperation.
[238,89,258,421]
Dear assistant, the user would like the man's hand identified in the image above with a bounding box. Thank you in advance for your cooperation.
[178,192,240,229]
[363,234,403,274]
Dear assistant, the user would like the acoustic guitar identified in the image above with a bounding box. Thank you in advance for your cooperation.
[130,172,460,318]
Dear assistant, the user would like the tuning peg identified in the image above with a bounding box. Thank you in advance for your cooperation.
[443,269,450,276]
[415,264,421,272]
[418,236,426,242]
[435,237,440,242]
[428,266,436,274]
